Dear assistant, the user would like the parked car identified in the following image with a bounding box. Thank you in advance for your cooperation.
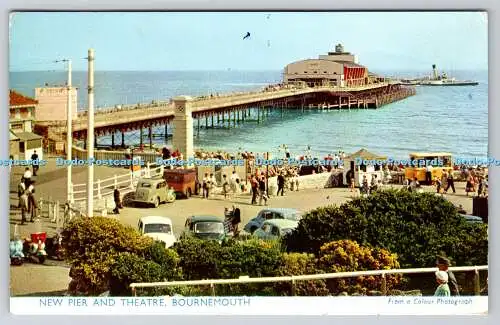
[459,214,483,224]
[137,216,176,248]
[244,208,302,234]
[252,219,299,240]
[163,168,197,198]
[133,177,176,208]
[181,215,228,243]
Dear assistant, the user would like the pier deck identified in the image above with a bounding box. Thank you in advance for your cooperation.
[36,82,414,141]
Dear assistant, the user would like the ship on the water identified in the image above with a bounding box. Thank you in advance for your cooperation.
[399,64,478,86]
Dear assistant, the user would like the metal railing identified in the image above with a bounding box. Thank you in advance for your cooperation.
[130,265,488,297]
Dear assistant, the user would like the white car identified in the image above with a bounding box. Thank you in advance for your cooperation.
[138,216,176,248]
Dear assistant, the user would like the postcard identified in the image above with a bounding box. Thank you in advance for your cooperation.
[8,11,488,315]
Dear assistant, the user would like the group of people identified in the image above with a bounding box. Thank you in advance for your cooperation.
[17,167,37,225]
[202,171,243,199]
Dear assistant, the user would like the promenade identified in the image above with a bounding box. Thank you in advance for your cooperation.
[9,160,476,296]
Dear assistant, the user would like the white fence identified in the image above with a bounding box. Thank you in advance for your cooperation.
[130,265,488,297]
[70,163,165,215]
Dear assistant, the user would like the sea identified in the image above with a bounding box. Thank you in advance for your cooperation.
[9,70,488,160]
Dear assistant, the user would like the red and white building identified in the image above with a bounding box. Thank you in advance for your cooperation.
[283,43,376,87]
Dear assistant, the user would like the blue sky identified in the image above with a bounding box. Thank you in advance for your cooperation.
[9,12,488,72]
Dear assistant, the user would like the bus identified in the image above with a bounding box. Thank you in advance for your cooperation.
[404,152,453,184]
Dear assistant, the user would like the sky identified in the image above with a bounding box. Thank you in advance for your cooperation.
[9,12,488,72]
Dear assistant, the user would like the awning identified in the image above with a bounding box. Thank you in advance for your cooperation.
[13,132,43,141]
[9,130,20,141]
[345,148,387,160]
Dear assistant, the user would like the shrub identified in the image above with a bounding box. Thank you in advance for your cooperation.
[285,189,488,268]
[274,253,329,296]
[317,240,401,295]
[172,237,283,296]
[109,252,164,296]
[62,217,153,295]
[143,241,182,281]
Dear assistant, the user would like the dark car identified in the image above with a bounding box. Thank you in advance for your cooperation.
[181,215,228,242]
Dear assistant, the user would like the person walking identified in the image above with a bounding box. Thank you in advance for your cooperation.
[258,176,268,206]
[31,150,39,176]
[425,163,433,185]
[436,256,460,296]
[113,188,121,214]
[434,271,451,296]
[222,174,230,199]
[251,176,259,205]
[231,207,241,235]
[362,175,369,195]
[19,190,29,225]
[435,177,442,194]
[23,167,32,187]
[277,172,285,196]
[27,184,37,223]
[202,173,210,199]
[444,172,456,194]
[465,175,473,196]
[17,178,26,208]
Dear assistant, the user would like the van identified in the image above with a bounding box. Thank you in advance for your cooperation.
[163,168,197,198]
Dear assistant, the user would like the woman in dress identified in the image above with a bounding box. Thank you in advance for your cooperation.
[434,271,451,296]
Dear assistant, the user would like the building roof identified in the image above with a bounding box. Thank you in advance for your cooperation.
[10,90,38,107]
[345,148,387,160]
[9,130,20,141]
[12,132,43,141]
[335,60,366,68]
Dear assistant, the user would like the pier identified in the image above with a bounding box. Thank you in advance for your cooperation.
[36,82,415,150]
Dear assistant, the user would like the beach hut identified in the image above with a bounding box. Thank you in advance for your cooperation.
[342,148,387,187]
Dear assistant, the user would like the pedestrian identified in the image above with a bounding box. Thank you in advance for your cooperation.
[17,177,25,208]
[23,167,32,187]
[251,176,259,205]
[436,256,460,296]
[113,188,121,214]
[31,150,39,176]
[232,206,241,235]
[425,163,433,185]
[445,172,456,194]
[435,177,442,194]
[209,173,217,198]
[477,176,484,196]
[294,171,299,191]
[277,172,285,196]
[223,175,231,199]
[258,176,268,206]
[466,175,473,196]
[370,175,378,192]
[362,175,369,195]
[434,271,451,297]
[202,173,210,199]
[27,186,37,223]
[409,177,419,192]
[19,190,29,225]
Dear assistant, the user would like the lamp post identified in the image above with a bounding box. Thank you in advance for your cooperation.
[66,59,73,203]
[87,49,95,217]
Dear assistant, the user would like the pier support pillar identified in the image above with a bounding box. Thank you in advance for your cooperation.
[205,116,208,129]
[197,118,200,136]
[121,131,125,148]
[165,123,168,139]
[211,114,214,128]
[139,127,143,147]
[222,111,225,127]
[172,96,194,160]
[233,109,236,127]
[149,126,152,148]
[111,133,115,148]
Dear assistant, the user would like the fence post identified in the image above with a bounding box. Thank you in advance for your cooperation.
[474,268,481,296]
[69,183,74,203]
[146,162,151,178]
[48,201,52,220]
[38,197,43,217]
[97,179,102,199]
[114,175,118,189]
[381,273,387,296]
[210,283,216,297]
[291,277,297,296]
[55,201,60,223]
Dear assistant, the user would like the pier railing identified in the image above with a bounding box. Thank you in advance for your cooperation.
[69,83,392,131]
[71,146,160,164]
[130,265,488,297]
